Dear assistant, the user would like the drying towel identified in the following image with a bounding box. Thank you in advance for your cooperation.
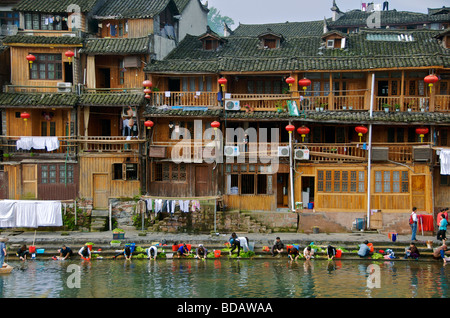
[0,200,16,227]
[418,214,434,232]
[440,149,450,175]
[0,200,62,228]
[15,201,37,228]
[36,201,62,227]
[16,137,60,152]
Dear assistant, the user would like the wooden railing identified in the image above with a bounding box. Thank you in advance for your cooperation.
[300,143,367,162]
[77,136,145,153]
[375,96,430,112]
[0,136,77,156]
[151,91,219,107]
[228,94,290,111]
[435,95,450,112]
[371,142,432,163]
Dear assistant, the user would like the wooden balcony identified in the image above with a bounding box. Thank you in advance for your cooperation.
[435,95,450,112]
[151,91,219,108]
[0,136,77,159]
[77,136,145,154]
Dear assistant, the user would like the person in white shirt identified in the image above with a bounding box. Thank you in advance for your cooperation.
[410,207,418,242]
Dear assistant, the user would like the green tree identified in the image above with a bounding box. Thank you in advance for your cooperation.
[207,7,234,36]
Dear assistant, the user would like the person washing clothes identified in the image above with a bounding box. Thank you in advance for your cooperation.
[78,244,91,261]
[148,246,158,260]
[195,244,208,260]
[229,233,249,257]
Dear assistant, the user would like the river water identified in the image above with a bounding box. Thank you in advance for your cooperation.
[0,258,449,298]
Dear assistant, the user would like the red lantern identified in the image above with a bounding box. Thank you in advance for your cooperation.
[26,54,36,69]
[218,77,227,88]
[211,121,220,130]
[144,88,152,94]
[142,80,152,88]
[285,124,295,133]
[65,50,74,64]
[298,78,311,92]
[144,120,154,129]
[20,112,30,121]
[297,126,310,142]
[355,125,368,142]
[415,127,429,142]
[424,74,438,93]
[286,76,295,88]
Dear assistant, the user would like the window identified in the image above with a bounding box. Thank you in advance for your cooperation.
[41,121,56,137]
[119,60,125,85]
[30,54,62,80]
[112,163,139,181]
[264,39,277,48]
[24,12,68,30]
[226,164,273,195]
[441,175,450,186]
[41,164,74,184]
[0,11,20,27]
[153,163,186,182]
[317,170,365,193]
[375,170,409,193]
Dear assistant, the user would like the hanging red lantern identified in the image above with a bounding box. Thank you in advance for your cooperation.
[142,80,152,88]
[20,112,30,121]
[415,127,429,142]
[285,124,295,133]
[26,54,36,69]
[285,76,295,88]
[144,88,152,95]
[297,126,310,142]
[355,125,368,142]
[298,78,311,92]
[424,74,438,94]
[144,120,154,129]
[218,77,227,88]
[65,50,74,64]
[211,121,220,130]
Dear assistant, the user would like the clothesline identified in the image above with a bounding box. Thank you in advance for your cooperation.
[141,195,221,201]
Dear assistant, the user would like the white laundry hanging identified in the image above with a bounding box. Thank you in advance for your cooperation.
[440,149,450,175]
[16,137,59,152]
[154,199,163,214]
[0,200,62,228]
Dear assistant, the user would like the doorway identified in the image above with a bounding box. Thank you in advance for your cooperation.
[377,80,389,96]
[64,62,73,84]
[93,173,109,209]
[98,68,111,88]
[168,78,180,91]
[195,166,210,197]
[301,176,315,209]
[277,173,289,207]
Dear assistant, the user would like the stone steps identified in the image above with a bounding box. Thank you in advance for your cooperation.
[90,210,109,232]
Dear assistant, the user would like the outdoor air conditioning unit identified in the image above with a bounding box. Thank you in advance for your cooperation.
[294,149,310,160]
[413,146,432,162]
[123,56,141,68]
[225,100,240,111]
[57,82,72,93]
[224,146,240,157]
[278,146,290,157]
[371,147,389,161]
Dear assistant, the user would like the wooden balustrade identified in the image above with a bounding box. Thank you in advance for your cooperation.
[334,95,366,110]
[301,143,367,162]
[435,95,450,112]
[78,136,144,153]
[229,94,290,111]
[0,136,77,155]
[151,91,219,107]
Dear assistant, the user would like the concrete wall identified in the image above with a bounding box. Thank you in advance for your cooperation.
[178,0,208,41]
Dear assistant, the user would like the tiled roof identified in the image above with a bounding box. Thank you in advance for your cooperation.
[14,0,99,13]
[143,107,450,124]
[145,29,449,73]
[81,37,150,55]
[232,20,326,37]
[79,93,144,107]
[3,35,83,46]
[328,9,450,28]
[94,0,178,19]
[0,93,78,107]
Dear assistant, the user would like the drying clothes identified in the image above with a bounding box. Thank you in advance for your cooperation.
[146,199,152,212]
[191,200,200,212]
[154,199,163,214]
[418,215,434,232]
[16,137,60,152]
[0,200,62,228]
[440,149,450,175]
[168,200,176,214]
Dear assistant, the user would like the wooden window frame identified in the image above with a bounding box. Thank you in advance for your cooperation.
[226,164,273,195]
[30,53,63,80]
[40,164,74,184]
[374,170,409,193]
[153,163,186,182]
[317,169,365,193]
[112,163,139,181]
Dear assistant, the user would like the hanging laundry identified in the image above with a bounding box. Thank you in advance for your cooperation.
[154,199,163,214]
[146,199,152,212]
[440,149,450,175]
[170,200,176,214]
[191,200,201,212]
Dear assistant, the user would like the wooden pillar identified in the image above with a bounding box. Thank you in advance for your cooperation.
[328,73,333,110]
[400,70,405,111]
[429,77,436,112]
[86,55,96,89]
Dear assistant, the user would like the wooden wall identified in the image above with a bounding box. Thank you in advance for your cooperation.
[433,167,450,211]
[99,18,153,38]
[5,108,70,137]
[9,46,81,89]
[79,155,141,207]
[94,55,146,89]
[223,194,276,211]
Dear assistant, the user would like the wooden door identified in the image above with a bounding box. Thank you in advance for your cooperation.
[93,173,109,209]
[22,164,37,199]
[195,166,209,197]
[0,171,8,199]
[411,175,426,211]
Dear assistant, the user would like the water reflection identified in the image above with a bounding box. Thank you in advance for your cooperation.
[0,259,449,298]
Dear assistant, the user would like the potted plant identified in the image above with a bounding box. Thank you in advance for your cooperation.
[407,101,414,112]
[243,104,254,113]
[319,102,327,112]
[275,101,286,113]
[394,103,401,112]
[2,153,10,161]
[382,103,391,113]
[112,228,125,239]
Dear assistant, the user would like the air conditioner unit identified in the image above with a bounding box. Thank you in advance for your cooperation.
[224,146,240,157]
[413,146,432,162]
[278,146,290,157]
[61,33,76,37]
[123,56,141,68]
[294,149,310,160]
[371,147,389,161]
[57,82,72,93]
[225,100,240,111]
